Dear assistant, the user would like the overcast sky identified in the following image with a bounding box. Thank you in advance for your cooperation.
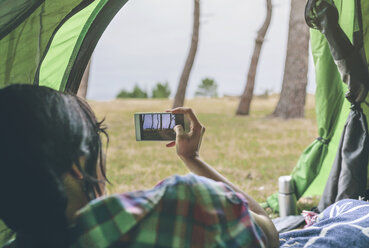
[87,0,315,100]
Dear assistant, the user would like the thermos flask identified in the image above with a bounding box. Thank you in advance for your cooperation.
[278,175,297,217]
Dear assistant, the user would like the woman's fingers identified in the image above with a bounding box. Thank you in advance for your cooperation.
[174,124,185,136]
[169,107,203,131]
[167,108,204,146]
[166,141,176,147]
[166,108,205,160]
[166,124,185,147]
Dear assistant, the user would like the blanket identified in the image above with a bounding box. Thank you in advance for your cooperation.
[280,199,369,247]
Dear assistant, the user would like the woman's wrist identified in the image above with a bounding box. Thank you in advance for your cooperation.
[180,154,201,164]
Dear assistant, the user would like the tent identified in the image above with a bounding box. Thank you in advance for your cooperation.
[267,0,369,211]
[0,0,128,92]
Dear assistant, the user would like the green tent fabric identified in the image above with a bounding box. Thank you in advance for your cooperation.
[267,0,369,211]
[0,0,128,93]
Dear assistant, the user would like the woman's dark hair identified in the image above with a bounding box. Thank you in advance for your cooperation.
[0,84,108,247]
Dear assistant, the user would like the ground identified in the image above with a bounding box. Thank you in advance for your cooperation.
[0,95,318,244]
[89,94,317,203]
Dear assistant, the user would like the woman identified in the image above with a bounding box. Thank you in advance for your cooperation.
[0,84,278,247]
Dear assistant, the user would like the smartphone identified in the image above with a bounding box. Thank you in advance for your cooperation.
[134,113,187,141]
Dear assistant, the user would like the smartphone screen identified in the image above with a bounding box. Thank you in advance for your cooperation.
[134,113,185,141]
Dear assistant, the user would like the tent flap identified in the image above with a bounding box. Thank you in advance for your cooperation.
[0,0,129,93]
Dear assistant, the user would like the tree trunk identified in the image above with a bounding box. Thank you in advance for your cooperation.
[156,114,160,129]
[159,114,163,130]
[168,114,173,129]
[236,0,272,115]
[77,59,91,99]
[141,114,145,128]
[272,0,309,119]
[172,0,200,108]
[151,114,154,129]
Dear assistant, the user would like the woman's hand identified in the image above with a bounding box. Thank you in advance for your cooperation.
[165,107,205,161]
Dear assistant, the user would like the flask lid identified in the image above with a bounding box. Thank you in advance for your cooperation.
[278,175,294,194]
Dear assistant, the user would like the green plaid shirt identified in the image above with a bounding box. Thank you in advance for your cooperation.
[70,174,266,248]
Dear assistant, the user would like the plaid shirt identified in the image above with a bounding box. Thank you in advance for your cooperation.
[70,174,266,248]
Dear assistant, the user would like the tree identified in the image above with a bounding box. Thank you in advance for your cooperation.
[116,89,131,98]
[116,84,148,98]
[195,78,218,97]
[159,113,163,130]
[168,114,174,129]
[77,59,91,99]
[141,114,145,128]
[236,0,272,115]
[131,85,148,98]
[152,82,171,98]
[156,114,160,129]
[172,0,200,108]
[272,0,309,118]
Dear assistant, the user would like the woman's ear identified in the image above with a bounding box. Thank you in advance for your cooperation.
[70,164,84,180]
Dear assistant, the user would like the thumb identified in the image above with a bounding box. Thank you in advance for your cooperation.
[174,125,185,136]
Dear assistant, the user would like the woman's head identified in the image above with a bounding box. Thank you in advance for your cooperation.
[0,84,108,246]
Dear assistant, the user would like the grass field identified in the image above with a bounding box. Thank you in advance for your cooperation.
[89,94,318,203]
[0,95,317,245]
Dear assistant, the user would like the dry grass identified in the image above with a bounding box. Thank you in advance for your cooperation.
[0,95,318,245]
[89,95,317,202]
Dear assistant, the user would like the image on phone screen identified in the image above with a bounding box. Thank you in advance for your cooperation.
[134,113,184,141]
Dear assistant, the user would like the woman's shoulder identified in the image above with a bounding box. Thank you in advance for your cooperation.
[70,174,265,248]
[76,173,246,219]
